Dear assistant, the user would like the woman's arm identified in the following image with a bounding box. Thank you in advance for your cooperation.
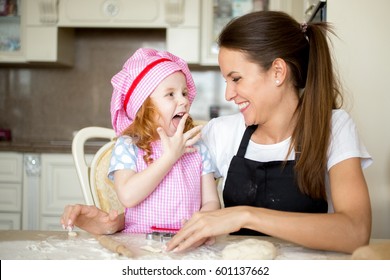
[257,157,371,253]
[167,157,371,253]
[61,204,125,235]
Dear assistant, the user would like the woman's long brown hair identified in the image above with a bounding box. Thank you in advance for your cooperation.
[218,11,343,199]
[121,97,195,165]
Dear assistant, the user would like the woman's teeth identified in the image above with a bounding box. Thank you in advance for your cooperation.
[238,102,249,110]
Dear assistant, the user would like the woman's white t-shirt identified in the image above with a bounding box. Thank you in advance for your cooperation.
[202,109,372,212]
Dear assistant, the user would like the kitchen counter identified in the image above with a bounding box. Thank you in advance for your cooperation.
[0,230,352,260]
[0,140,108,153]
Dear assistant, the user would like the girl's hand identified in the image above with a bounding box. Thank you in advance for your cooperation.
[157,113,202,162]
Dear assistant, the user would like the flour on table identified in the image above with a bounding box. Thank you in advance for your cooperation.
[0,236,125,260]
[222,238,277,260]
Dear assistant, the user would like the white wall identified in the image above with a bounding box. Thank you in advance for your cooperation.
[327,0,390,238]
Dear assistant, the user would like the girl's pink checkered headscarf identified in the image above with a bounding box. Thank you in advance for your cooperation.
[110,48,196,135]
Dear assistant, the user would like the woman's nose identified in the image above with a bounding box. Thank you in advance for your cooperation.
[225,85,236,101]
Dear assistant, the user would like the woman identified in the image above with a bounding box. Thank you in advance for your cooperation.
[166,11,372,254]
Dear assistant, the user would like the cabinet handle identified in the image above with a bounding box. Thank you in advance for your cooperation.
[165,0,184,25]
[38,0,58,24]
[24,154,41,177]
[305,4,315,15]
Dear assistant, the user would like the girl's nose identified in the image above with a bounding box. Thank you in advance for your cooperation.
[178,94,189,106]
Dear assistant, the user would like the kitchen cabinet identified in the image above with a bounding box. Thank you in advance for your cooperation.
[58,0,197,29]
[38,153,85,230]
[270,0,304,20]
[24,0,74,65]
[0,0,25,63]
[0,0,74,65]
[0,151,86,231]
[27,153,93,231]
[0,152,23,230]
[58,0,200,64]
[200,0,304,65]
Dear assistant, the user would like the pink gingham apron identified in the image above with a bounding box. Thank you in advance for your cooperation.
[123,140,202,233]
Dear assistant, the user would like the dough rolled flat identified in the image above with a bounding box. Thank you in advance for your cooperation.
[222,238,277,260]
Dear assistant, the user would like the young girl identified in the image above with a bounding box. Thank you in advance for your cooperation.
[109,48,220,233]
[61,48,220,236]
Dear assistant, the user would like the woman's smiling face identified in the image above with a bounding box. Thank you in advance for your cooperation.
[149,71,190,136]
[218,47,282,126]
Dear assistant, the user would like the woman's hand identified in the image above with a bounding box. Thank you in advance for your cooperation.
[60,204,124,235]
[166,207,246,252]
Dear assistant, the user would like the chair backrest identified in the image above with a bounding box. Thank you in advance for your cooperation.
[72,127,124,214]
[90,141,124,213]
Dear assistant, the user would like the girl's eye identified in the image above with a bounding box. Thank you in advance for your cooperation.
[182,91,188,97]
[232,77,241,82]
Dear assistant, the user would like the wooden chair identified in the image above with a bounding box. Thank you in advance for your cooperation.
[72,127,124,214]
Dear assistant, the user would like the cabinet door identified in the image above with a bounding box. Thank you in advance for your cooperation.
[40,216,65,231]
[166,0,200,64]
[269,0,304,21]
[25,26,74,65]
[24,0,74,65]
[59,0,165,27]
[1,0,74,65]
[0,152,23,182]
[0,213,21,230]
[0,0,26,63]
[0,152,22,230]
[201,0,264,65]
[0,182,22,212]
[200,0,304,66]
[0,153,22,212]
[40,154,84,217]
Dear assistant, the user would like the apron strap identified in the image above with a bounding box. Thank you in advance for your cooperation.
[236,125,258,157]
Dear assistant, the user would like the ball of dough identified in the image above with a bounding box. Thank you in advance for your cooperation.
[68,231,78,237]
[222,239,277,260]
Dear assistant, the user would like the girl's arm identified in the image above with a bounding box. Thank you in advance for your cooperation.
[114,150,186,208]
[199,173,220,212]
[114,114,202,208]
[179,173,220,249]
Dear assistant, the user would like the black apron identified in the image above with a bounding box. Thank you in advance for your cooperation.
[223,125,328,235]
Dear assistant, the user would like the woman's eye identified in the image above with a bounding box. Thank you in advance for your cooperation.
[232,77,241,82]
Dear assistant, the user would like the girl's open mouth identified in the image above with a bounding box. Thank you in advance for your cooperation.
[172,112,185,128]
